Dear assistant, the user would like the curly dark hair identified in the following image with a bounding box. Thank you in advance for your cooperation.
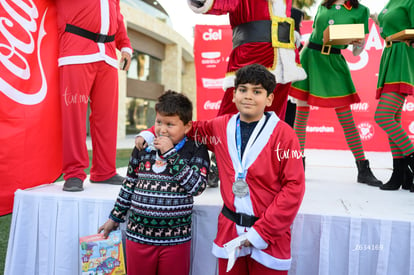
[322,0,359,9]
[234,64,276,96]
[155,90,193,124]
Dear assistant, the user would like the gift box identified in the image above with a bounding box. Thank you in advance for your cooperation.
[79,230,126,275]
[323,24,365,45]
[386,29,414,42]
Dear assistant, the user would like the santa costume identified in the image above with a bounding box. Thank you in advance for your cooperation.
[188,0,307,119]
[55,0,132,182]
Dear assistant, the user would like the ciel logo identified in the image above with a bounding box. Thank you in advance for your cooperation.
[202,29,222,41]
[357,122,374,141]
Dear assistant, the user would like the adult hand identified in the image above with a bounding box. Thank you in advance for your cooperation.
[98,219,119,238]
[154,136,174,154]
[351,39,365,56]
[120,51,131,71]
[135,136,147,150]
[404,40,414,48]
[370,13,379,26]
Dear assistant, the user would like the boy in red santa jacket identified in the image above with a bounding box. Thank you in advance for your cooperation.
[137,63,305,274]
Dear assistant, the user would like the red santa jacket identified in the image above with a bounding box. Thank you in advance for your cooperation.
[56,0,132,68]
[188,0,307,86]
[191,112,305,270]
[139,112,305,270]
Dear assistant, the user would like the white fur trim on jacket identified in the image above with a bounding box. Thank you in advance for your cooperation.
[272,0,287,17]
[276,47,307,84]
[187,0,214,14]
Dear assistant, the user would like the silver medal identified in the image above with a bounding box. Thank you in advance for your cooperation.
[232,179,249,198]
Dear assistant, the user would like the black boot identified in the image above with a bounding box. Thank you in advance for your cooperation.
[380,158,405,190]
[404,153,414,191]
[401,157,413,190]
[302,156,306,171]
[356,160,382,187]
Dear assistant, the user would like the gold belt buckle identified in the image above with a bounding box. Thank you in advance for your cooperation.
[386,40,392,48]
[321,44,331,55]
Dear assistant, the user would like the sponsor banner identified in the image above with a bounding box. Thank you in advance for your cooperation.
[193,21,414,152]
[0,0,62,215]
[194,25,232,120]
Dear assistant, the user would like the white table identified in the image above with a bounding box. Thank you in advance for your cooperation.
[5,151,414,275]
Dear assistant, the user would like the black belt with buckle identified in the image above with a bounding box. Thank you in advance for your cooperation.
[232,20,272,49]
[221,204,259,227]
[65,24,115,43]
[307,41,341,55]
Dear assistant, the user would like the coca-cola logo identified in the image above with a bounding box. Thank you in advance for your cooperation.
[204,100,221,110]
[0,1,47,105]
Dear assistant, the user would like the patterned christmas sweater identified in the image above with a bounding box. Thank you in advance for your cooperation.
[109,140,210,246]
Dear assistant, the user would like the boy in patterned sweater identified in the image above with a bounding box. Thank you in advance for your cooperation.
[98,90,210,275]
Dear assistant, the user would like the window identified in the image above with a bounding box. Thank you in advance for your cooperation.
[125,98,157,135]
[127,50,162,83]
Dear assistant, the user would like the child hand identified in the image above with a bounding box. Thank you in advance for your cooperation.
[154,136,174,154]
[135,136,147,150]
[98,219,119,238]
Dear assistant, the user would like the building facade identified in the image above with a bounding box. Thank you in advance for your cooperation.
[117,0,195,138]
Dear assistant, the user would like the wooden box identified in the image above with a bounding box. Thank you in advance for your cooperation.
[323,24,365,45]
[386,29,414,42]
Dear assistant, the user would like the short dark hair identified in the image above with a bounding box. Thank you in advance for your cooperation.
[155,90,193,124]
[234,64,276,95]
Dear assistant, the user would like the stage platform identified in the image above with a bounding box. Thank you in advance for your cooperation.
[5,149,414,275]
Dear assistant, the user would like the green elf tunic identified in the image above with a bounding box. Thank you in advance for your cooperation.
[290,3,369,107]
[376,0,414,99]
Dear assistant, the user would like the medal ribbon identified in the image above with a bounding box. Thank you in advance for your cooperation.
[146,136,187,153]
[235,115,266,180]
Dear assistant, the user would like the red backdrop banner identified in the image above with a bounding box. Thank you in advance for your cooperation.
[194,21,414,152]
[0,0,62,215]
[194,25,233,120]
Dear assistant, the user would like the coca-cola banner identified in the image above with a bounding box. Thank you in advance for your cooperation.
[194,25,232,120]
[194,21,414,152]
[0,0,62,215]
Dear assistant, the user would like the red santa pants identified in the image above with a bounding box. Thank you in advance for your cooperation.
[217,83,290,120]
[59,62,118,181]
[218,256,288,275]
[125,239,191,275]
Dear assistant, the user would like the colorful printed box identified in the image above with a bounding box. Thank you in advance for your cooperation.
[79,230,126,275]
